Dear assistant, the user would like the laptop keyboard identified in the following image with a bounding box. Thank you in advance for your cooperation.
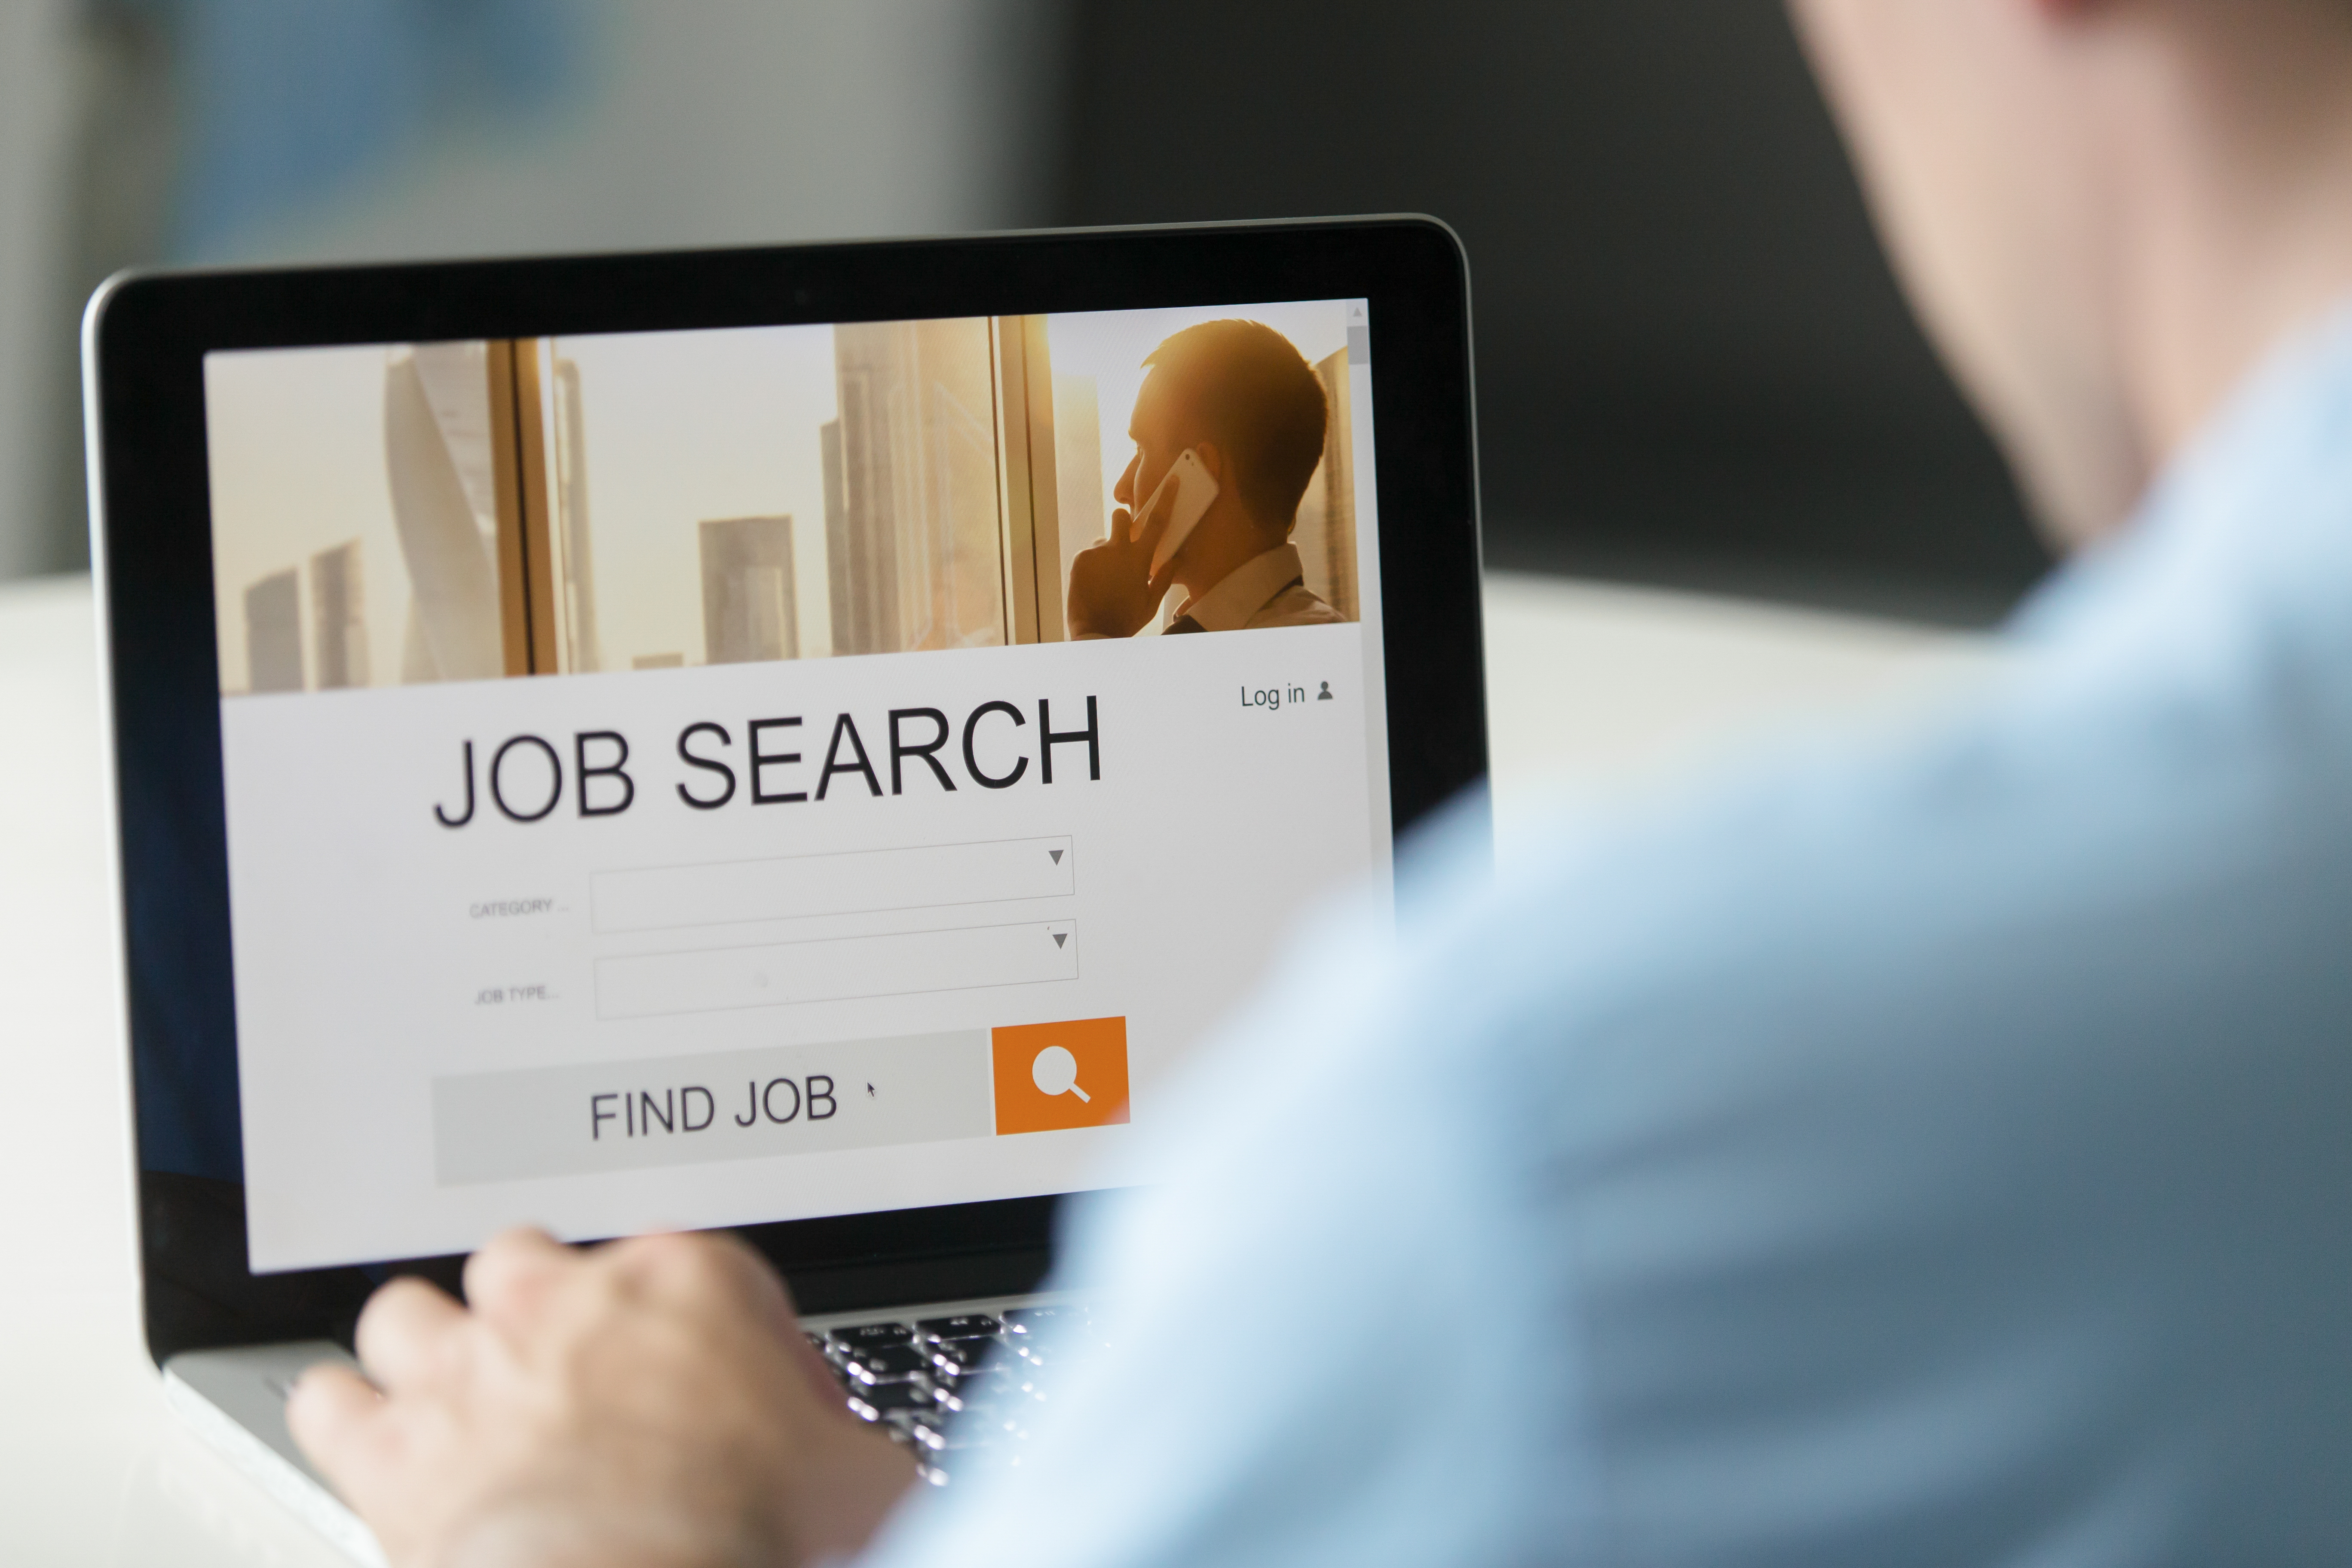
[813,1302,1102,1486]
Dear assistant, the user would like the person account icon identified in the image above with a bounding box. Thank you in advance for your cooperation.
[1032,1045,1090,1103]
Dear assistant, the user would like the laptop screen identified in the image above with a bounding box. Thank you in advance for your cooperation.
[196,300,1393,1273]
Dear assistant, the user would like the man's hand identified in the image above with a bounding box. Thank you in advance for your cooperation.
[1066,484,1178,639]
[287,1228,918,1568]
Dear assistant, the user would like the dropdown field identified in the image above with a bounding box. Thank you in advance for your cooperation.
[593,836,1075,933]
[595,921,1080,1019]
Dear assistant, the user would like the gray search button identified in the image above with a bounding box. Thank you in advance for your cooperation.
[433,1029,991,1186]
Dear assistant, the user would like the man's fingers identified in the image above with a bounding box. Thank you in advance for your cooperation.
[465,1227,575,1336]
[355,1275,468,1393]
[285,1361,386,1482]
[717,1233,801,1338]
[605,1229,779,1312]
[789,1328,849,1410]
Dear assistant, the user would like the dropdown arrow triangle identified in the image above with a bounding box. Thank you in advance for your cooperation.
[1050,849,1064,864]
[1052,932,1068,948]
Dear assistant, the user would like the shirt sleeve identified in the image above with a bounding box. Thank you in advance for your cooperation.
[852,883,1602,1568]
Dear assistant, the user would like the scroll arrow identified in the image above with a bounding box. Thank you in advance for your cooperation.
[1050,849,1064,864]
[1052,932,1068,948]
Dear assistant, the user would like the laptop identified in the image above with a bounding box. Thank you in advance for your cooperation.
[83,218,1487,1562]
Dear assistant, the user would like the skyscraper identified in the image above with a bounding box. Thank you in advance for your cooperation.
[821,416,856,660]
[309,539,370,689]
[385,346,503,683]
[551,355,603,674]
[699,515,798,665]
[245,568,304,693]
[1053,373,1105,606]
[408,342,500,524]
[827,319,1004,656]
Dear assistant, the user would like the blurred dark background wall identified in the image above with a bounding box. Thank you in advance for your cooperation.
[1056,1,2051,622]
[0,0,2052,623]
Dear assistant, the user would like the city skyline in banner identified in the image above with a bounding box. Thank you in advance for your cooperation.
[205,301,1363,696]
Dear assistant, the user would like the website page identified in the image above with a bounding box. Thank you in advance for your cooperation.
[204,300,1391,1273]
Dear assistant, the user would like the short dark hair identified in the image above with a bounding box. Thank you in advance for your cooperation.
[1141,320,1329,534]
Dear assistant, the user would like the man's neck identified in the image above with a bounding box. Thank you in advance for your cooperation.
[1173,524,1284,604]
[2104,7,2352,478]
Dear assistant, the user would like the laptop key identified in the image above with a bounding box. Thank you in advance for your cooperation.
[845,1381,934,1420]
[928,1338,999,1374]
[885,1409,947,1446]
[946,1365,1016,1399]
[1002,1306,1080,1338]
[845,1344,932,1383]
[830,1321,914,1352]
[890,1413,952,1452]
[917,1313,1001,1341]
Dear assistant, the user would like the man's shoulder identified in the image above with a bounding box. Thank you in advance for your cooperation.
[1245,584,1346,629]
[1435,608,2352,1092]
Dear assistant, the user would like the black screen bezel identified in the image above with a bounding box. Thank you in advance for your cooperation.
[90,217,1488,1364]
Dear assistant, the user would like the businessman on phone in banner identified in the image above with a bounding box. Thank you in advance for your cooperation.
[1066,320,1346,639]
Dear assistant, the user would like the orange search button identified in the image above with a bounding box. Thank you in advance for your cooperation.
[992,1017,1131,1136]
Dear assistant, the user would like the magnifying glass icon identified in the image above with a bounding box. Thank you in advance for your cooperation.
[1031,1045,1090,1104]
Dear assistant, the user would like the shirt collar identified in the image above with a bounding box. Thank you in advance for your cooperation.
[1172,543,1307,633]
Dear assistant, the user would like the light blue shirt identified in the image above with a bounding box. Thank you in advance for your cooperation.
[866,308,2352,1567]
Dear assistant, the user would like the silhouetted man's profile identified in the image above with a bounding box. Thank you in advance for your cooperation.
[1066,318,1344,640]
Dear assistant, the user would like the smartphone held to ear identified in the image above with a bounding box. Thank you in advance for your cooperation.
[1128,449,1220,577]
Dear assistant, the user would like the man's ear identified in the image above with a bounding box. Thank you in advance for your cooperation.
[1193,441,1225,482]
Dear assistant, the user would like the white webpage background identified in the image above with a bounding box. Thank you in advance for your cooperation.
[220,627,1380,1271]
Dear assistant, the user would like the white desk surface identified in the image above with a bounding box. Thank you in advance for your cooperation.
[0,570,1997,1564]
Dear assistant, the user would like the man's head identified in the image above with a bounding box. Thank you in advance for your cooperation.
[1115,320,1328,590]
[1789,0,2352,547]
